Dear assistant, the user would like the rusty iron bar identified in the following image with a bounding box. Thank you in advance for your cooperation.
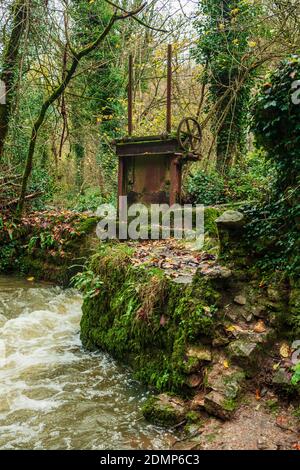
[128,54,133,136]
[166,44,172,134]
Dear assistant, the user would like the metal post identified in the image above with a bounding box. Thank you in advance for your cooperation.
[166,44,172,134]
[128,54,133,136]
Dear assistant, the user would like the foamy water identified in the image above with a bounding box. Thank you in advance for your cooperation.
[0,276,174,449]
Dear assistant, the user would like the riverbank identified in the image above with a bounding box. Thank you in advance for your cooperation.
[0,210,99,285]
[1,208,299,449]
[171,392,300,450]
[77,210,300,445]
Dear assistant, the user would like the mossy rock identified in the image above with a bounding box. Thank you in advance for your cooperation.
[206,362,245,400]
[227,339,259,365]
[183,345,212,373]
[203,207,221,238]
[142,394,187,426]
[203,360,245,419]
[76,216,99,234]
[204,391,237,420]
[272,367,300,397]
[289,280,300,336]
[80,242,222,393]
[3,215,100,285]
[215,210,249,266]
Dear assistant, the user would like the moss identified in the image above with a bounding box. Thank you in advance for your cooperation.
[266,398,279,414]
[203,207,220,238]
[76,216,99,234]
[222,397,237,412]
[182,356,200,374]
[222,371,245,399]
[288,281,300,336]
[0,213,100,285]
[18,256,75,286]
[293,406,300,421]
[80,242,221,393]
[142,394,186,426]
[205,432,218,442]
[142,397,179,426]
[185,411,201,423]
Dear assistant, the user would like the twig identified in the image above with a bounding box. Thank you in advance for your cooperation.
[1,191,43,208]
[0,174,22,183]
[105,0,168,32]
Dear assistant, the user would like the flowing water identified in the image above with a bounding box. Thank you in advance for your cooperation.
[0,275,175,450]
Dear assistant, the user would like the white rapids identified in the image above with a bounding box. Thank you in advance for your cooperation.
[0,276,174,450]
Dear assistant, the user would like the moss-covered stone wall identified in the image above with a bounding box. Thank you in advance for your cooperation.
[79,210,300,423]
[80,242,224,393]
[0,210,99,285]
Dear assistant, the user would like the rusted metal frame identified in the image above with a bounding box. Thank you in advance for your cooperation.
[117,151,180,158]
[114,134,173,144]
[166,44,172,134]
[128,54,133,136]
[116,140,180,156]
[169,156,182,206]
[117,156,125,211]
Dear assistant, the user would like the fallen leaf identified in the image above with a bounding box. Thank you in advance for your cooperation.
[276,416,292,431]
[27,277,35,282]
[273,362,280,370]
[226,325,236,332]
[255,389,261,400]
[226,324,243,333]
[223,360,229,369]
[254,320,266,333]
[280,343,291,358]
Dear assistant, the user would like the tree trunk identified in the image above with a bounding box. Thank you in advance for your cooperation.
[0,0,28,158]
[16,13,116,216]
[74,141,85,189]
[16,4,145,215]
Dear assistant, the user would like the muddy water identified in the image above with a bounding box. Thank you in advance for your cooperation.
[0,276,174,450]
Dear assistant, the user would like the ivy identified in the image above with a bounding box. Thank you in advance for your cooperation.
[252,56,300,191]
[245,55,300,279]
[186,149,274,205]
[70,0,126,192]
[194,0,262,173]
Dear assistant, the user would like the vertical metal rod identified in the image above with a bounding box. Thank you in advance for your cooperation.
[166,44,172,134]
[128,54,133,136]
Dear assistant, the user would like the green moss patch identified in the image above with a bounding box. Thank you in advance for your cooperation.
[79,242,222,393]
[142,394,187,426]
[0,210,99,285]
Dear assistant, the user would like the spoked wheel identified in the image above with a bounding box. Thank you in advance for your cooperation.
[177,117,202,153]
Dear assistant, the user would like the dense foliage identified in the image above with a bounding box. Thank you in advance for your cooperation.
[1,2,300,429]
[194,0,261,174]
[186,150,274,205]
[246,56,300,278]
[70,0,125,192]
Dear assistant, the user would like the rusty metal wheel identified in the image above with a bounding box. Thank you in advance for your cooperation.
[177,117,202,153]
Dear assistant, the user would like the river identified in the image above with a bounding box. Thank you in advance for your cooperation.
[0,275,175,450]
